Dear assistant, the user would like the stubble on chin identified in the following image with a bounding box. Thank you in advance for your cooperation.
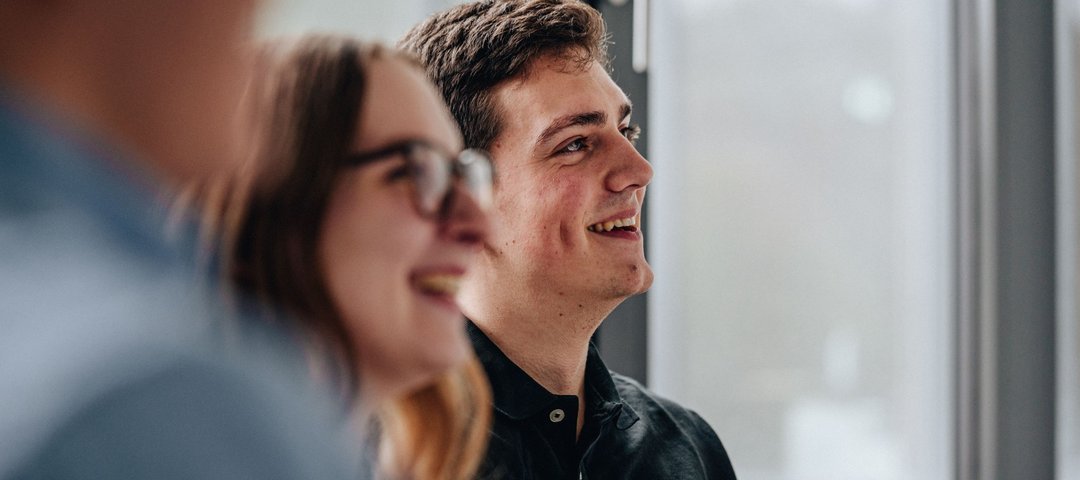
[599,259,654,300]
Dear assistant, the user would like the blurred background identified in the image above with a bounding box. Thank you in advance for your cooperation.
[260,0,1075,478]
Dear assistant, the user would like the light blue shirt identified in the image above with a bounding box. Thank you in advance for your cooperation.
[0,87,360,479]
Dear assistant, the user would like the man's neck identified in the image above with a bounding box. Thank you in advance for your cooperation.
[472,310,598,438]
[473,310,595,395]
[460,255,628,435]
[466,284,622,438]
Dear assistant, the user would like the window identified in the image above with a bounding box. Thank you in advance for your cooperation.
[648,1,952,478]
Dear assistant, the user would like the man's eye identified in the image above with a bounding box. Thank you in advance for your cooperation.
[622,124,642,144]
[558,138,589,155]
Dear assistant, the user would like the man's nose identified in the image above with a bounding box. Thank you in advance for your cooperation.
[605,137,653,193]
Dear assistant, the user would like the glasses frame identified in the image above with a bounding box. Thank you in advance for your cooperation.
[344,139,493,221]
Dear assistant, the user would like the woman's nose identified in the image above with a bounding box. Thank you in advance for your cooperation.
[439,183,490,247]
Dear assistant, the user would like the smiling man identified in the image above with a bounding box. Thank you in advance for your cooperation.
[401,1,737,478]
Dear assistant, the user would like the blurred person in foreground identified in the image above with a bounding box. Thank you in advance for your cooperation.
[194,35,492,480]
[401,0,738,478]
[0,1,355,478]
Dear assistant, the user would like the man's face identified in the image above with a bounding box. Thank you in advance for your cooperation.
[484,55,653,305]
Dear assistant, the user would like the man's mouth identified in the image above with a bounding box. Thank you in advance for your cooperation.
[586,216,638,233]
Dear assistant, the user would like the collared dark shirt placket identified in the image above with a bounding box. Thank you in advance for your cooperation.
[574,398,622,480]
[468,321,738,480]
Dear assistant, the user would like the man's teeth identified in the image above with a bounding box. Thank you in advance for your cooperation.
[587,216,637,232]
[415,274,461,295]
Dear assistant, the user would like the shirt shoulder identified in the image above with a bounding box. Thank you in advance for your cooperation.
[609,372,739,479]
[610,372,710,432]
[0,105,360,479]
[11,354,358,480]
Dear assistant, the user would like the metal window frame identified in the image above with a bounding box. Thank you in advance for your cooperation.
[1055,1,1080,477]
[956,0,1057,479]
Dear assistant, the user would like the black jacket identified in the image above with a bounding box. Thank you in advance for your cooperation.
[468,322,737,480]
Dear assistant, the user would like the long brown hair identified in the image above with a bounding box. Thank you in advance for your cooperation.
[197,34,490,480]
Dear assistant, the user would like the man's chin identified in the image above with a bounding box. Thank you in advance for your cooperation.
[637,264,655,292]
[604,263,654,299]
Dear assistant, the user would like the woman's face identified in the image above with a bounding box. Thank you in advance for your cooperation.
[318,56,488,400]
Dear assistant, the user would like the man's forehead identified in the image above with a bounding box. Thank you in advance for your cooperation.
[492,59,631,132]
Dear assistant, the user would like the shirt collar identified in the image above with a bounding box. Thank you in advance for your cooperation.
[467,321,640,429]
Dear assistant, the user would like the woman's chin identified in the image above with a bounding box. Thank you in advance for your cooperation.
[383,340,470,399]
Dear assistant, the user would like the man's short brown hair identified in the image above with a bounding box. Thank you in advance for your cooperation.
[399,0,608,151]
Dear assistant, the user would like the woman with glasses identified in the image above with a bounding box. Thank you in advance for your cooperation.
[195,35,493,480]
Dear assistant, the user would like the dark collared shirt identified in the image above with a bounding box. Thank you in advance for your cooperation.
[468,322,737,480]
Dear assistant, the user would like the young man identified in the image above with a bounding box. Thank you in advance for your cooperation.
[401,1,738,478]
[0,2,354,478]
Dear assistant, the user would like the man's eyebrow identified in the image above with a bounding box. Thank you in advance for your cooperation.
[535,111,607,146]
[534,102,635,147]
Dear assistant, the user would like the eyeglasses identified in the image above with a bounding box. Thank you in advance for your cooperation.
[344,140,494,220]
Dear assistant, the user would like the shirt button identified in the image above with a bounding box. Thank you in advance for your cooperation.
[549,408,566,423]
